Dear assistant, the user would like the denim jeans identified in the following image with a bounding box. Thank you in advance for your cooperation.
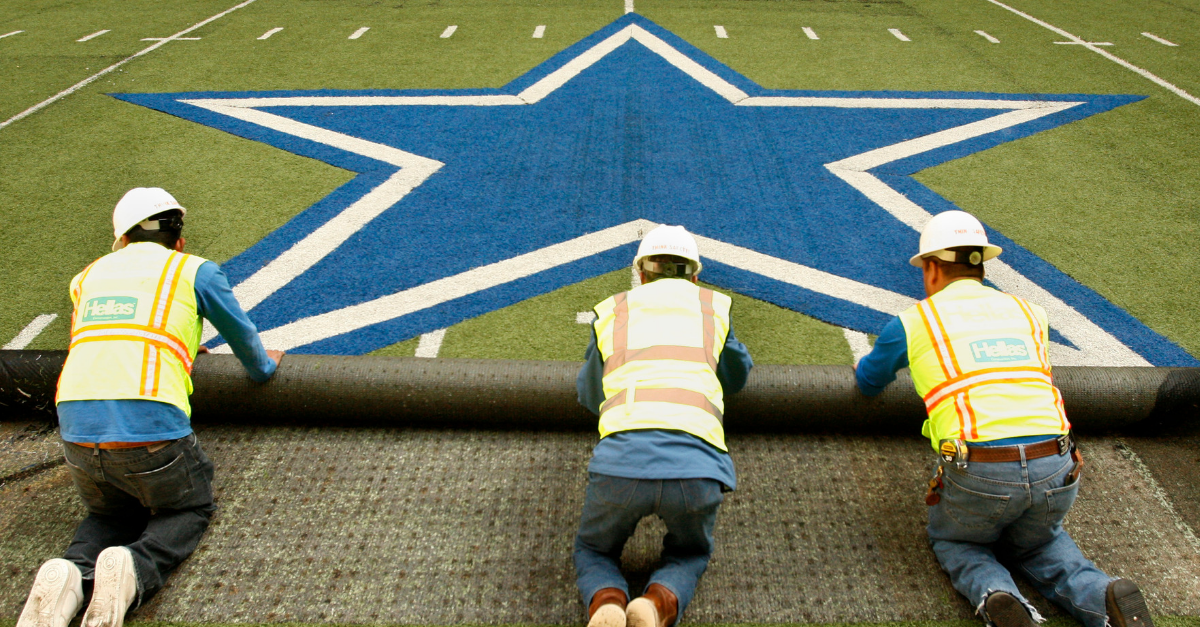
[61,433,216,606]
[927,448,1111,627]
[574,473,724,622]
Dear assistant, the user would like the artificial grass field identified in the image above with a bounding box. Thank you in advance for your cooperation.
[1,0,1198,361]
[2,0,1200,624]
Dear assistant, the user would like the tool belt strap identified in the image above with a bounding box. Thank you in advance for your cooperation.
[966,434,1070,463]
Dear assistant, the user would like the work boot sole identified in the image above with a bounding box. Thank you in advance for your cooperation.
[626,598,659,627]
[1107,580,1154,627]
[589,603,627,627]
[984,592,1036,627]
[82,548,136,627]
[17,559,83,627]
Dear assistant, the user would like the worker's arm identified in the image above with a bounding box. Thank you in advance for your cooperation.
[716,325,753,395]
[194,262,278,382]
[576,330,606,415]
[854,317,908,396]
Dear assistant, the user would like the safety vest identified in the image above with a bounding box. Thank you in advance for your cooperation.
[593,279,732,451]
[897,279,1069,449]
[57,242,207,417]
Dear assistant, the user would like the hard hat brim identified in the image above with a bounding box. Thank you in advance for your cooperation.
[908,244,1003,268]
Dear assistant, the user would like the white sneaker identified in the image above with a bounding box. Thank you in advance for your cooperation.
[16,559,84,627]
[81,547,137,627]
[588,603,627,627]
[625,598,659,627]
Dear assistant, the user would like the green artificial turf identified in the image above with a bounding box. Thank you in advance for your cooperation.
[0,0,1197,365]
[370,270,855,363]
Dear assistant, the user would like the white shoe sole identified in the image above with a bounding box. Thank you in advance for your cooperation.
[17,559,84,627]
[82,547,137,627]
[626,598,659,627]
[589,603,627,627]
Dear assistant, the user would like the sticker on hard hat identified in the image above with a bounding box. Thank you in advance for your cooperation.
[110,14,1197,366]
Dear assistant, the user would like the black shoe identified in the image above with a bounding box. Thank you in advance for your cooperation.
[1107,579,1154,627]
[984,592,1036,627]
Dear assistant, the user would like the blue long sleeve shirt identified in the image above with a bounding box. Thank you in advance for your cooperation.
[854,315,1054,447]
[577,323,753,490]
[58,261,276,443]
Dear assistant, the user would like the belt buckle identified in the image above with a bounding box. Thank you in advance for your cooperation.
[1057,434,1070,456]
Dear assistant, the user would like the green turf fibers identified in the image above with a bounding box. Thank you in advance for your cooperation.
[1,0,1197,364]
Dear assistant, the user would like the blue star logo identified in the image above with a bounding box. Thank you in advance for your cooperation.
[113,14,1195,366]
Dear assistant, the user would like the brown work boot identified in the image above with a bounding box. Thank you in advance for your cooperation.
[983,592,1036,627]
[588,588,628,627]
[1106,579,1154,627]
[626,583,678,627]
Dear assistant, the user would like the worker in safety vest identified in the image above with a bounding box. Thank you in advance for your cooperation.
[17,188,282,627]
[855,211,1153,627]
[575,225,752,627]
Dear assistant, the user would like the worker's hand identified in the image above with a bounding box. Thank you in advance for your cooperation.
[266,350,285,367]
[196,345,210,354]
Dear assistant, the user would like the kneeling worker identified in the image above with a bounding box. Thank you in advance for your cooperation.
[855,210,1153,627]
[575,225,752,627]
[18,188,282,627]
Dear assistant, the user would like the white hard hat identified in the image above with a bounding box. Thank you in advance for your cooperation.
[634,225,703,276]
[111,187,186,252]
[909,210,1002,267]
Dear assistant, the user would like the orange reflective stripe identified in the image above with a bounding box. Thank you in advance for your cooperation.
[70,325,194,372]
[699,288,717,370]
[924,367,1054,410]
[1011,295,1050,369]
[151,345,163,397]
[925,299,962,377]
[150,252,184,329]
[70,261,100,334]
[954,393,972,440]
[600,387,724,424]
[157,253,189,329]
[139,342,153,396]
[604,345,712,375]
[918,301,956,379]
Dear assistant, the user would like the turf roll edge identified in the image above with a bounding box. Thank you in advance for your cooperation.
[0,350,1196,432]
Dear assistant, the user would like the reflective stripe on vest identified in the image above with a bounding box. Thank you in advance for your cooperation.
[594,280,731,451]
[899,280,1069,447]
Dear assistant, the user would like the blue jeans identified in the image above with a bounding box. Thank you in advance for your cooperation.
[61,434,216,607]
[574,474,724,621]
[927,449,1111,627]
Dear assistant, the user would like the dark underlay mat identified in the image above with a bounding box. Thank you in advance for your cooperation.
[0,425,1197,624]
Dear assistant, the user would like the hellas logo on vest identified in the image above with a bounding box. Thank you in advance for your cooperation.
[82,297,138,322]
[970,339,1030,363]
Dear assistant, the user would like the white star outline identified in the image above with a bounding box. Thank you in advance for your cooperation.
[185,23,1148,366]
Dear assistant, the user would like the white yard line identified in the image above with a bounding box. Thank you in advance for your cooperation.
[3,314,58,350]
[714,25,728,39]
[0,31,23,40]
[414,328,447,358]
[576,312,597,324]
[889,28,911,42]
[0,0,260,131]
[803,27,819,40]
[1053,40,1111,46]
[142,37,201,41]
[533,25,546,39]
[258,27,283,40]
[1141,32,1178,47]
[440,25,458,39]
[981,0,1200,107]
[349,27,369,40]
[625,0,635,14]
[1113,439,1200,555]
[77,30,110,42]
[842,328,872,365]
[975,30,1000,43]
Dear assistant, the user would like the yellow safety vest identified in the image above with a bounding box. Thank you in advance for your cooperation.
[897,279,1070,450]
[57,242,207,417]
[593,279,732,451]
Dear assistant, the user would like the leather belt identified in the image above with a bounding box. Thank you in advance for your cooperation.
[70,440,170,450]
[966,435,1070,463]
